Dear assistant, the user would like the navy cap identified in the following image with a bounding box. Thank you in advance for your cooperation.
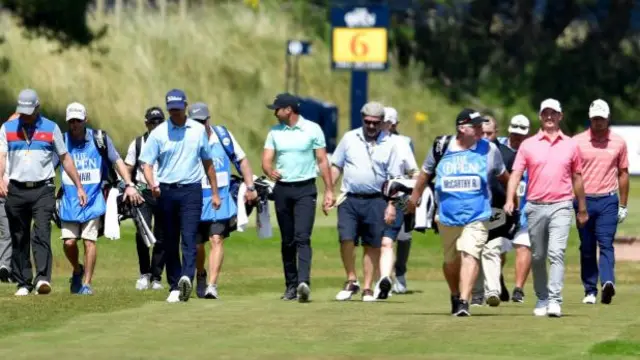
[456,108,485,126]
[188,102,210,121]
[166,89,187,110]
[266,93,299,111]
[144,106,165,123]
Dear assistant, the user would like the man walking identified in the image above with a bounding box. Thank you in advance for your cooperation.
[0,89,87,296]
[505,98,588,317]
[573,99,629,305]
[139,89,221,303]
[408,109,509,316]
[58,102,143,295]
[262,93,333,303]
[124,106,167,291]
[188,102,258,299]
[331,102,402,302]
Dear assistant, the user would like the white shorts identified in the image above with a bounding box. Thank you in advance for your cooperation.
[501,227,530,253]
[61,218,101,242]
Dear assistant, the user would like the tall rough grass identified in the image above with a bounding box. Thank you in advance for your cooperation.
[0,2,463,164]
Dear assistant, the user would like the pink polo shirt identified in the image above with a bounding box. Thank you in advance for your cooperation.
[573,129,628,195]
[513,131,582,202]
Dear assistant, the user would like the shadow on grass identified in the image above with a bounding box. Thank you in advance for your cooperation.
[589,340,640,356]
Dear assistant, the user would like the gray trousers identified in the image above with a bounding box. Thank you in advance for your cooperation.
[526,201,573,304]
[0,197,11,270]
[472,237,503,299]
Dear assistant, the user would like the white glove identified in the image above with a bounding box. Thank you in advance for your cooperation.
[618,206,628,224]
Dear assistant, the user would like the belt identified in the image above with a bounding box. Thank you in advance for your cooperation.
[9,178,54,189]
[347,192,382,199]
[586,191,617,198]
[275,179,315,187]
[528,200,570,205]
[159,182,199,189]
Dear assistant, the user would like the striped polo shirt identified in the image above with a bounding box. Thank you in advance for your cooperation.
[0,115,67,182]
[573,129,628,195]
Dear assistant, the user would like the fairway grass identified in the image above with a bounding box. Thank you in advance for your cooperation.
[1,225,639,359]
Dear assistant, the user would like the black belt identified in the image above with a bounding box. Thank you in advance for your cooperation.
[10,178,54,189]
[159,182,199,189]
[275,179,315,187]
[347,192,382,199]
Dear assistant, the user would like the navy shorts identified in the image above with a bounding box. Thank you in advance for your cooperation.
[382,203,404,240]
[196,216,237,244]
[337,195,386,248]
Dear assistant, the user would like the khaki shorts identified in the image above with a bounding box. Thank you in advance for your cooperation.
[61,218,101,242]
[438,220,488,263]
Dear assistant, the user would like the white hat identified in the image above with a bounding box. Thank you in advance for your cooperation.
[539,98,562,114]
[66,102,87,121]
[508,114,530,135]
[589,99,610,118]
[383,107,398,124]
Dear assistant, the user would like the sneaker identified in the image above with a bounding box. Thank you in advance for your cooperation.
[375,276,392,300]
[486,294,501,307]
[35,280,51,295]
[166,290,180,303]
[281,286,297,301]
[0,266,10,283]
[511,287,525,303]
[500,275,510,302]
[70,265,85,294]
[335,280,360,301]
[204,285,218,299]
[135,274,150,290]
[78,284,93,295]
[178,276,192,302]
[392,275,407,294]
[471,295,484,307]
[547,302,562,317]
[297,282,310,303]
[196,271,207,299]
[151,280,164,290]
[362,289,376,302]
[533,299,548,316]
[14,287,29,296]
[582,293,597,304]
[453,300,471,317]
[601,282,616,305]
[450,294,461,314]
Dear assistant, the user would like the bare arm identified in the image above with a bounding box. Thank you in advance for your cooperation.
[506,169,523,204]
[59,153,83,189]
[142,163,155,188]
[115,159,134,184]
[202,159,219,197]
[239,158,255,187]
[409,170,432,204]
[315,148,332,194]
[572,173,587,212]
[330,165,342,189]
[619,168,629,207]
[262,148,275,177]
[0,151,6,181]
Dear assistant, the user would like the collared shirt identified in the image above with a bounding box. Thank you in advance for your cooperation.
[573,128,628,195]
[390,133,418,176]
[0,115,67,182]
[513,130,582,202]
[331,128,403,194]
[264,116,326,182]
[139,118,212,185]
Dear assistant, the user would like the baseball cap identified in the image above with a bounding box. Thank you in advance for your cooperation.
[539,98,562,114]
[266,93,300,111]
[65,102,87,121]
[456,108,485,126]
[144,106,165,123]
[188,102,210,121]
[383,107,398,124]
[508,114,530,135]
[361,101,385,118]
[589,99,610,118]
[16,89,40,115]
[166,89,187,110]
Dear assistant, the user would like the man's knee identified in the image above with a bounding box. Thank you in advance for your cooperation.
[63,239,76,248]
[381,237,394,248]
[210,235,224,247]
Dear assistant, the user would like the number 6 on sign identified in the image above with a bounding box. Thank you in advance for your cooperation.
[332,27,388,64]
[350,33,368,56]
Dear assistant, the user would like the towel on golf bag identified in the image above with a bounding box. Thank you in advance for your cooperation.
[381,178,435,232]
[103,187,121,240]
[236,176,274,238]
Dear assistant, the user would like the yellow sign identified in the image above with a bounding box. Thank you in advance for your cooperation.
[332,27,388,70]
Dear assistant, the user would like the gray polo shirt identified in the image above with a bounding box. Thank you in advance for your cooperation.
[0,116,67,182]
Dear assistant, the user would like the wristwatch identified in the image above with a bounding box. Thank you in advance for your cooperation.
[125,183,135,188]
[247,185,256,192]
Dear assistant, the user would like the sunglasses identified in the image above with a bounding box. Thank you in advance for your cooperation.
[510,125,528,130]
[363,119,382,126]
[67,119,84,124]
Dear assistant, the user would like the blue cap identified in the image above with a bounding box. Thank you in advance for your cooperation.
[166,89,187,110]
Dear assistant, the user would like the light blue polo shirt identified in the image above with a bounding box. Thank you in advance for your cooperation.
[264,117,326,182]
[139,118,211,185]
[331,128,403,194]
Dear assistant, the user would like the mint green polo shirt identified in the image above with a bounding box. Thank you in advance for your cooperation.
[264,117,326,182]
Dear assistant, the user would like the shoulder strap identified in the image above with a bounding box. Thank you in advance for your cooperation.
[132,135,145,184]
[211,125,242,174]
[92,129,118,184]
[432,135,452,170]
